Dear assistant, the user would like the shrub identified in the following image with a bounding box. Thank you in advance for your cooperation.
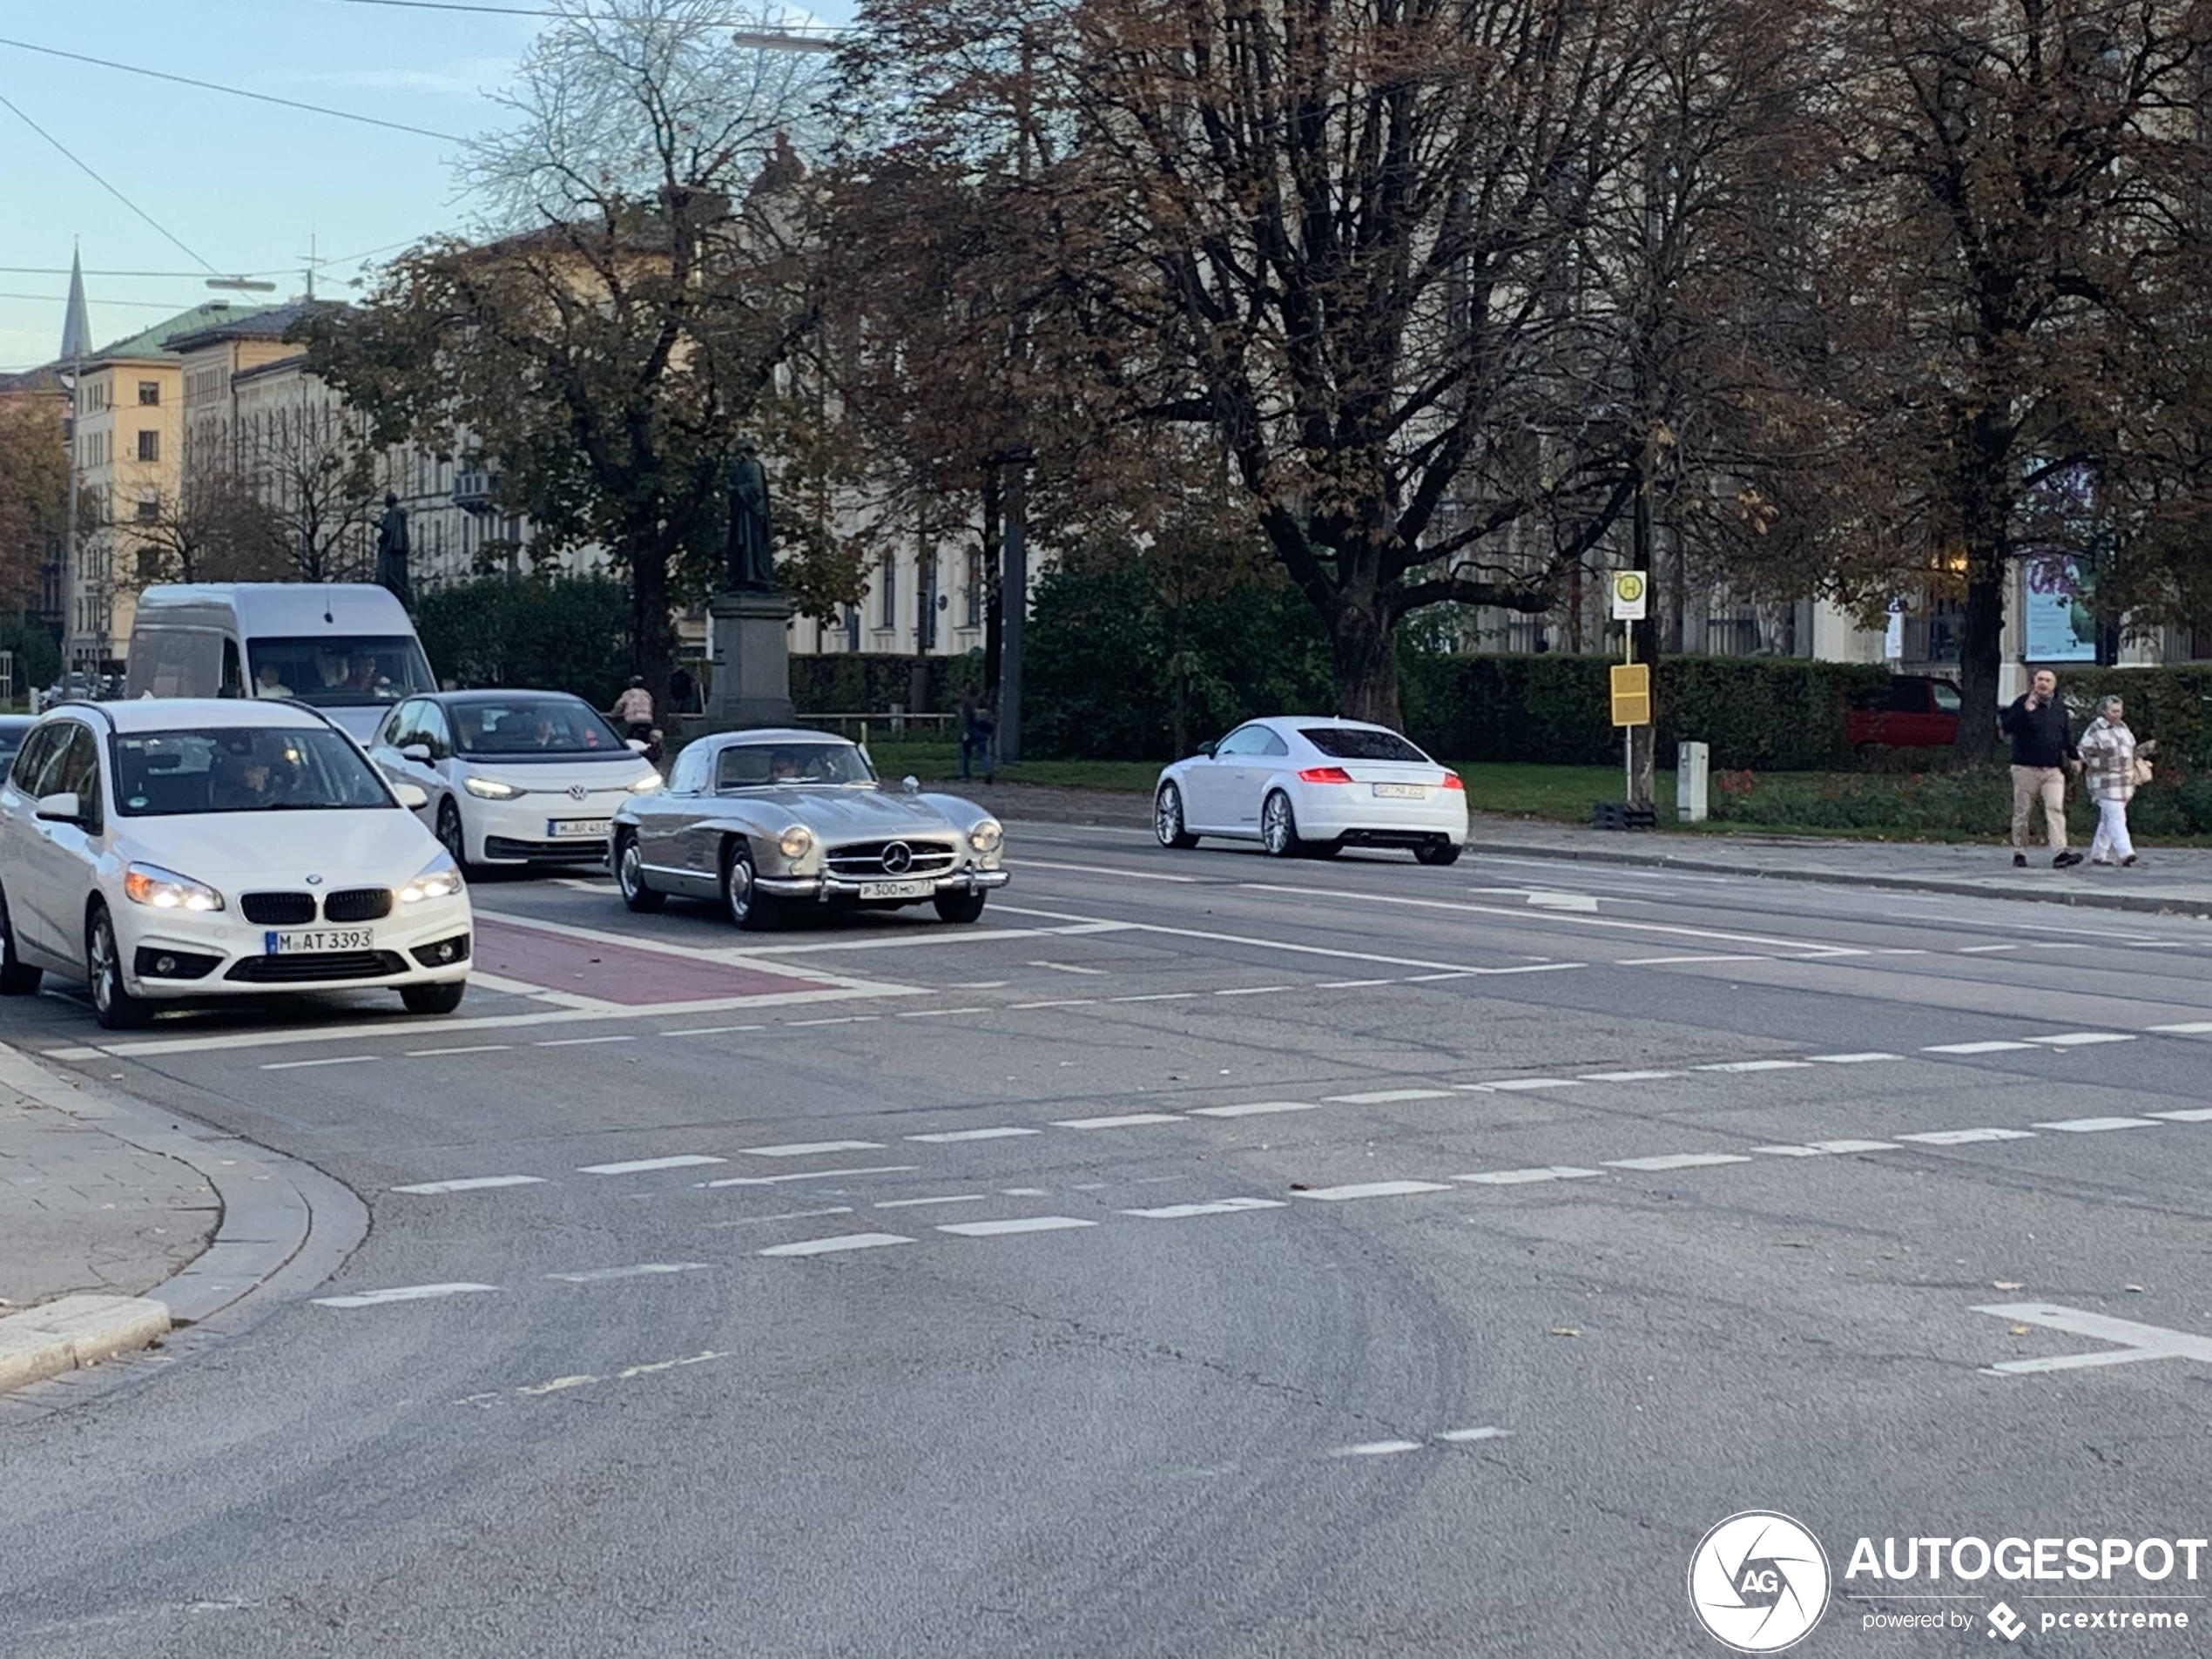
[1708,762,2212,838]
[2052,667,2212,769]
[788,651,981,717]
[415,576,634,707]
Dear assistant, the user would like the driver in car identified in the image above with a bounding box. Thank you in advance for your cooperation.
[213,745,303,809]
[768,751,803,783]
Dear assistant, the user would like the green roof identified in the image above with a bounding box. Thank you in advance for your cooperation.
[88,300,280,364]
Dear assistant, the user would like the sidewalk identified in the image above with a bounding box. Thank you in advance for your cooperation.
[0,1071,218,1312]
[971,779,2212,919]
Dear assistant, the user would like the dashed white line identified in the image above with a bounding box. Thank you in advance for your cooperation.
[1957,944,2020,954]
[1027,960,1108,974]
[703,1165,917,1187]
[938,1216,1096,1237]
[1006,999,1096,1010]
[1617,954,1765,966]
[1466,1078,1582,1093]
[578,1155,726,1175]
[1314,978,1394,988]
[1120,1197,1287,1219]
[314,1282,498,1309]
[1897,1128,2038,1145]
[661,1023,765,1036]
[1605,1153,1753,1172]
[1809,1052,1899,1064]
[1924,1041,2036,1055]
[759,1232,914,1257]
[894,1007,988,1019]
[1323,1089,1456,1103]
[1696,1060,1815,1074]
[1185,1101,1320,1118]
[536,1035,636,1048]
[2148,1022,2212,1035]
[905,1127,1041,1143]
[2023,1032,2136,1047]
[404,1044,515,1057]
[1294,1180,1455,1202]
[787,1015,880,1027]
[1112,992,1197,1003]
[1214,985,1291,997]
[1578,1069,1681,1082]
[1051,1113,1185,1130]
[873,1194,987,1210]
[1750,1140,1897,1157]
[545,1263,711,1283]
[392,1175,547,1195]
[1454,1167,1602,1186]
[2033,1116,2161,1133]
[260,1055,377,1071]
[1436,1426,1514,1444]
[1330,1440,1424,1458]
[741,1140,885,1157]
[2149,1108,2212,1123]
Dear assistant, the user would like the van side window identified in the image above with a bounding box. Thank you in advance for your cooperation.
[134,629,222,698]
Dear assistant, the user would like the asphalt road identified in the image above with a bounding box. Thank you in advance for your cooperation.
[3,824,2210,1656]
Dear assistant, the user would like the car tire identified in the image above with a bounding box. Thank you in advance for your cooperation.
[401,981,467,1015]
[615,832,664,913]
[1154,783,1199,849]
[934,889,988,925]
[0,889,42,996]
[85,905,152,1030]
[1414,839,1463,867]
[722,839,780,931]
[435,798,472,874]
[1260,790,1303,858]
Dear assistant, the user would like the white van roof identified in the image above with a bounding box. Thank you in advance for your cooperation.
[132,583,414,637]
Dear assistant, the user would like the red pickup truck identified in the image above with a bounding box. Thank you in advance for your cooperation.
[1849,676,1962,755]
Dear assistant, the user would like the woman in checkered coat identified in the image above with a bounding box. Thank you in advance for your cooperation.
[2077,694,2155,868]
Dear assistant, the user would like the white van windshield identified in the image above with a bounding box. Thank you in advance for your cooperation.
[249,636,435,706]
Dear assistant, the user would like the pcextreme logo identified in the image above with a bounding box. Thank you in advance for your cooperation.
[1688,1511,1832,1652]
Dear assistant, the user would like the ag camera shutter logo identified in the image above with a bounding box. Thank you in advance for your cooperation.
[1688,1511,1831,1652]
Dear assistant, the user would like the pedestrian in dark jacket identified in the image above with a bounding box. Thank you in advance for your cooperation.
[1998,669,2082,868]
[958,685,995,784]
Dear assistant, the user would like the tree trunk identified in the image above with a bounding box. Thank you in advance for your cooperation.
[1332,594,1401,729]
[980,472,1002,712]
[631,542,673,711]
[1951,553,2006,764]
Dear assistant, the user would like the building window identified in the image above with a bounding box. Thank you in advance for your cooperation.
[135,496,158,523]
[138,381,160,407]
[137,430,160,462]
[878,553,897,629]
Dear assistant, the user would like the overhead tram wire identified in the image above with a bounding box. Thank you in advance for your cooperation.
[0,90,220,273]
[0,37,468,141]
[331,0,843,48]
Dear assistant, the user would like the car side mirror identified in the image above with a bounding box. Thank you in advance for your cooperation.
[1197,739,1217,759]
[34,791,82,825]
[626,738,650,754]
[902,775,921,795]
[401,743,432,764]
[392,783,429,811]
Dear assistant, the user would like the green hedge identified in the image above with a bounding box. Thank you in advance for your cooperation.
[416,576,635,707]
[2050,667,2212,769]
[1402,654,1892,770]
[789,651,982,716]
[1710,761,2212,837]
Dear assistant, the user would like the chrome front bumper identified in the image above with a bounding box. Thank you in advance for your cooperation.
[756,867,1011,900]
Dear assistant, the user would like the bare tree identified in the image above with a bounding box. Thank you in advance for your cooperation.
[124,465,287,588]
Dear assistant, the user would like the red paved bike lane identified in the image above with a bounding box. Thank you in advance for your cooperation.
[472,918,832,1005]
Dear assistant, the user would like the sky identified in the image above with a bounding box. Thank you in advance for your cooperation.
[0,0,850,374]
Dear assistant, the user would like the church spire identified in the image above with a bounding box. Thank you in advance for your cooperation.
[59,242,91,362]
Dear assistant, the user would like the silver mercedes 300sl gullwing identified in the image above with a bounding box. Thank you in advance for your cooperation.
[605,728,1008,929]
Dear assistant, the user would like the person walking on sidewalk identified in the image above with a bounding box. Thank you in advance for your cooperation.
[957,684,995,785]
[2078,693,2155,868]
[1999,668,2082,868]
[610,676,655,743]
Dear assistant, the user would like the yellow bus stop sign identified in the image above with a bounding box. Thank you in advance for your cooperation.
[1611,662,1651,726]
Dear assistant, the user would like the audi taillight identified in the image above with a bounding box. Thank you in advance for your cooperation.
[1298,766,1353,785]
[1442,773,1465,792]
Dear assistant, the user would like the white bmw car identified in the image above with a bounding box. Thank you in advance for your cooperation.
[1153,717,1467,863]
[0,698,471,1029]
[368,690,664,873]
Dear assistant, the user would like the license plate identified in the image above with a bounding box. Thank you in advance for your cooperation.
[266,928,375,955]
[858,879,934,900]
[1373,783,1428,799]
[545,818,611,839]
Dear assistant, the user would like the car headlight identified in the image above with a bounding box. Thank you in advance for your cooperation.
[399,853,465,904]
[968,819,1004,854]
[463,776,523,799]
[778,825,813,860]
[122,862,224,913]
[629,772,665,794]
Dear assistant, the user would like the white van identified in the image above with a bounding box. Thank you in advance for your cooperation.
[126,584,437,743]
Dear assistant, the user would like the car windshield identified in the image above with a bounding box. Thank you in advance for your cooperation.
[248,636,435,707]
[451,697,630,756]
[111,727,395,816]
[716,742,876,790]
[1300,727,1432,763]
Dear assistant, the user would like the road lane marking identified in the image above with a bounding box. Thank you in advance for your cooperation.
[873,1194,986,1210]
[1314,978,1394,988]
[1696,1060,1816,1073]
[1898,1128,2037,1145]
[786,1015,880,1027]
[702,1165,918,1186]
[1110,992,1197,1002]
[1619,954,1765,966]
[313,1282,498,1309]
[1007,998,1097,1009]
[740,1140,885,1157]
[545,1263,711,1283]
[1323,1089,1456,1103]
[1215,985,1291,996]
[1028,960,1108,974]
[938,1216,1096,1237]
[1809,1053,1899,1063]
[759,1232,914,1257]
[1976,1302,2212,1375]
[1605,1153,1753,1172]
[1465,1078,1582,1093]
[2024,1032,2136,1047]
[704,1206,853,1226]
[1957,943,2020,954]
[1578,1069,1681,1082]
[661,1023,766,1036]
[578,1155,726,1174]
[894,1007,988,1019]
[1294,1180,1454,1201]
[1120,1197,1287,1219]
[1437,1426,1514,1444]
[2149,1108,2212,1123]
[1750,1141,1898,1157]
[1454,1167,1602,1185]
[1330,1440,1423,1458]
[1186,1100,1320,1118]
[1051,1113,1185,1130]
[1924,1041,2036,1055]
[260,1055,377,1071]
[534,1035,636,1048]
[905,1127,1041,1143]
[391,1175,547,1195]
[1527,892,1600,911]
[404,1044,516,1057]
[2033,1116,2162,1133]
[2148,1022,2212,1034]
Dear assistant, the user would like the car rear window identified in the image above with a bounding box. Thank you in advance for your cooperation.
[1300,727,1430,763]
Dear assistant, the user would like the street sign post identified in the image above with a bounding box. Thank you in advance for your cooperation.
[1610,663,1651,725]
[1609,570,1648,622]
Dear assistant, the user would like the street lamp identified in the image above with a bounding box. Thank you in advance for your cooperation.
[205,277,277,293]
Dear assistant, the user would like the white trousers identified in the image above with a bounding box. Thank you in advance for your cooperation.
[2088,798,2135,862]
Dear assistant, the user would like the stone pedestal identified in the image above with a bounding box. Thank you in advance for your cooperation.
[705,590,795,727]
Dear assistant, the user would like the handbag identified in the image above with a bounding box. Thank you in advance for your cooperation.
[2131,755,2155,787]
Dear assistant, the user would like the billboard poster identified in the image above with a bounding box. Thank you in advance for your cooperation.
[2023,554,2096,662]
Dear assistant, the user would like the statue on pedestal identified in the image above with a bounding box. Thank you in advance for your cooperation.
[725,446,775,592]
[374,492,412,607]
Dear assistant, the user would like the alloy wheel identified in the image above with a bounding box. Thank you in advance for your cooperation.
[1262,792,1295,856]
[436,800,467,867]
[1155,786,1183,846]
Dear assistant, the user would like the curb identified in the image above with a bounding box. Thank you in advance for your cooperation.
[0,1044,368,1359]
[0,1294,171,1393]
[1463,837,2212,919]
